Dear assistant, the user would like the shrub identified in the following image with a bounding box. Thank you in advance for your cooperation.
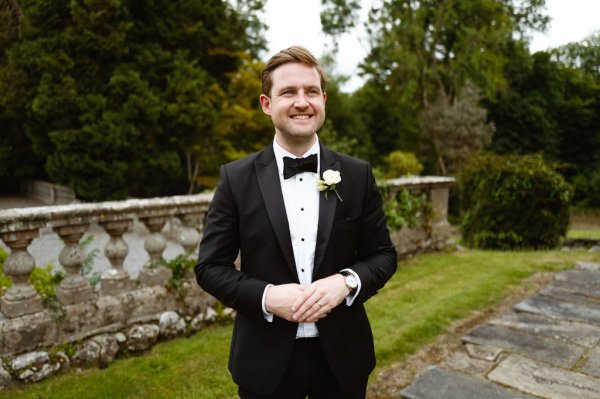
[459,153,572,249]
[384,151,423,178]
[0,247,10,296]
[380,187,429,230]
[572,169,600,208]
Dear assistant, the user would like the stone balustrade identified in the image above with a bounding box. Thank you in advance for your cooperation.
[0,177,454,361]
[0,193,214,357]
[381,176,456,256]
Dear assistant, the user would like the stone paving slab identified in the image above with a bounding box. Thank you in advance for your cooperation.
[577,262,600,271]
[514,295,600,326]
[488,354,600,399]
[443,351,495,375]
[540,282,600,307]
[489,311,600,348]
[554,270,600,287]
[399,367,537,399]
[464,343,503,361]
[462,324,584,368]
[582,347,600,378]
[543,279,600,300]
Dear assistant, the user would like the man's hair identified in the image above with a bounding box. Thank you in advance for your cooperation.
[261,46,327,96]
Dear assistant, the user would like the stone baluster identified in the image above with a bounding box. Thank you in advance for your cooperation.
[0,229,43,318]
[429,185,452,246]
[100,219,133,294]
[55,224,93,304]
[138,216,172,286]
[176,213,202,255]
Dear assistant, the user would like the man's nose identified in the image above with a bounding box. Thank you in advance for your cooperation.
[294,92,309,108]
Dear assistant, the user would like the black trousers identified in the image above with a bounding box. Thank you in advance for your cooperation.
[238,337,367,399]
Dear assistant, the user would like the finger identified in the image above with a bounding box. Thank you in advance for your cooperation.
[292,289,321,319]
[294,299,322,321]
[306,309,328,323]
[298,300,331,322]
[291,287,314,312]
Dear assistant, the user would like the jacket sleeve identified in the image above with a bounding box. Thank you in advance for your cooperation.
[194,165,269,321]
[348,163,397,303]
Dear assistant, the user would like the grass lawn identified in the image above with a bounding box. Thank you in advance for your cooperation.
[568,209,600,239]
[2,249,599,399]
[567,229,600,240]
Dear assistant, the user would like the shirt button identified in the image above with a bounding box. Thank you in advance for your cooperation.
[301,268,305,272]
[301,238,305,242]
[299,178,303,181]
[301,207,304,211]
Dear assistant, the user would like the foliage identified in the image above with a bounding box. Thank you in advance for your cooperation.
[3,248,599,399]
[381,187,428,230]
[552,32,600,83]
[29,264,65,299]
[80,235,101,289]
[29,263,67,321]
[166,253,196,294]
[572,169,600,208]
[320,0,360,39]
[0,247,9,296]
[321,0,549,174]
[486,47,600,207]
[0,0,266,200]
[423,83,495,175]
[459,153,572,249]
[316,53,374,160]
[384,151,423,178]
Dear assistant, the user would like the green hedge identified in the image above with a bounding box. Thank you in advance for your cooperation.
[459,154,572,249]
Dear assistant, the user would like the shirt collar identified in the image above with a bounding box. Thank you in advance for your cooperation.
[273,136,320,178]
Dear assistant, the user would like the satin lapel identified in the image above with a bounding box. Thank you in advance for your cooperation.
[313,144,339,278]
[254,146,298,280]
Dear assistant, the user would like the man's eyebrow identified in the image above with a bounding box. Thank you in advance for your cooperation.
[277,85,321,93]
[277,86,296,93]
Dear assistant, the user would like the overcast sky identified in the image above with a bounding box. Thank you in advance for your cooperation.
[262,0,600,92]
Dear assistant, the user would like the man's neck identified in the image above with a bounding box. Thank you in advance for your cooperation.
[274,133,317,157]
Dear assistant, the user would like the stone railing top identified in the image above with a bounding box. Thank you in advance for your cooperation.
[382,175,455,189]
[0,192,214,234]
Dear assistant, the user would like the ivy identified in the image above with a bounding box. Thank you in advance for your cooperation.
[381,187,430,231]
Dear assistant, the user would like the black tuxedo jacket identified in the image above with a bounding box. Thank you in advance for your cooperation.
[195,143,397,395]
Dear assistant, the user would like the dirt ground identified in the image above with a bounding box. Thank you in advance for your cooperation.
[366,272,556,399]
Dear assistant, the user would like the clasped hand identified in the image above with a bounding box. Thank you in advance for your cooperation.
[265,274,350,323]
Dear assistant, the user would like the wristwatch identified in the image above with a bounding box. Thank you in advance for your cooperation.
[339,270,358,294]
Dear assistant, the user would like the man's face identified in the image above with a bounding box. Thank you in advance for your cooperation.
[260,63,326,144]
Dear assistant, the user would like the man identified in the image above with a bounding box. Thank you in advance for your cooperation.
[195,46,397,399]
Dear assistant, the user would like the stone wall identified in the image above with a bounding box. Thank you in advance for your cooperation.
[0,177,454,388]
[383,176,455,257]
[21,180,78,205]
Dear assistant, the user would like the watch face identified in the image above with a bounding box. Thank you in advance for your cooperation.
[346,275,358,289]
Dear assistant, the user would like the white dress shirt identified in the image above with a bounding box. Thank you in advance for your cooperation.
[261,136,361,338]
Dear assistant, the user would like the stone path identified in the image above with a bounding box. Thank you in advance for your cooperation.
[400,261,600,399]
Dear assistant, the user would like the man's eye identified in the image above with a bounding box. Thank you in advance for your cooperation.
[282,90,295,96]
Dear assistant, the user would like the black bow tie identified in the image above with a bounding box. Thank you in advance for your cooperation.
[283,154,318,179]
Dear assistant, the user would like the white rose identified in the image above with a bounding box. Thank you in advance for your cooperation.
[322,169,341,185]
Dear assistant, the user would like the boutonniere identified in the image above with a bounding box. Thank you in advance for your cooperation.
[317,169,343,202]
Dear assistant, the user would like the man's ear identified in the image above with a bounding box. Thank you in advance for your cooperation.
[259,94,271,115]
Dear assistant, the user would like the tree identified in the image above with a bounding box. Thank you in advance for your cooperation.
[486,46,600,206]
[321,0,549,174]
[551,32,600,83]
[423,82,495,175]
[0,0,265,200]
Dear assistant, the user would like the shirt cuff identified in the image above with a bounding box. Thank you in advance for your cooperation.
[262,284,274,322]
[340,268,361,306]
